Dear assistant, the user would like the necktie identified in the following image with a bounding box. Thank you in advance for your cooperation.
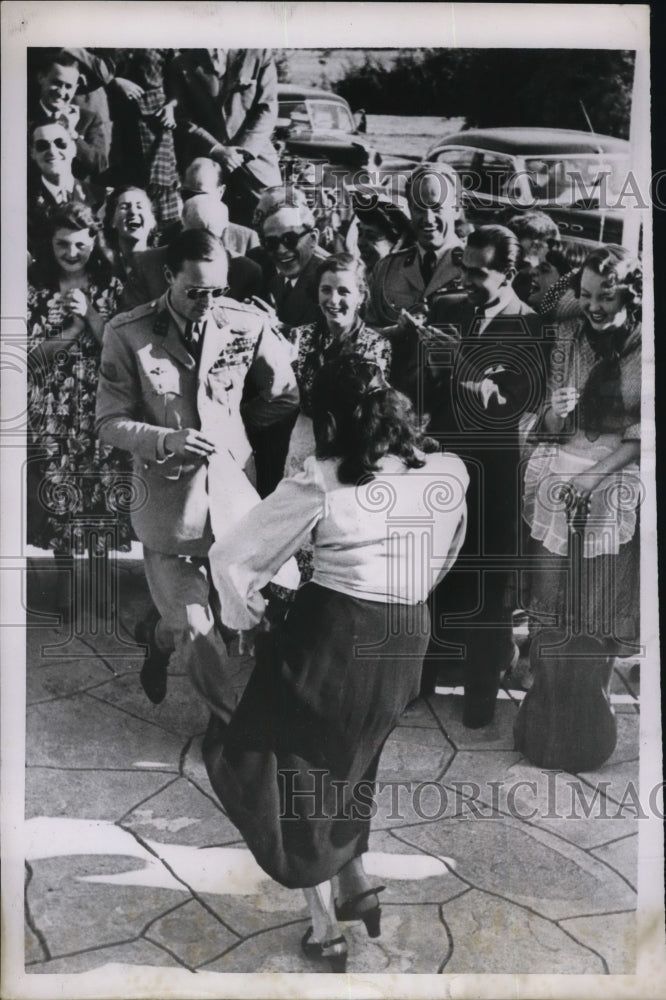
[421,250,437,287]
[184,321,205,360]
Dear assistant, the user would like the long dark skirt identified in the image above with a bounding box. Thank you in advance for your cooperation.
[203,583,430,889]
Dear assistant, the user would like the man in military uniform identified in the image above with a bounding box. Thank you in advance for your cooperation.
[96,229,298,709]
[366,163,463,408]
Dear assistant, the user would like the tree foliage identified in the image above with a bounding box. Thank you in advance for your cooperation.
[336,49,635,139]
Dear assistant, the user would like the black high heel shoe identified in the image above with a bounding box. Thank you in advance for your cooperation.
[334,886,385,938]
[301,926,348,973]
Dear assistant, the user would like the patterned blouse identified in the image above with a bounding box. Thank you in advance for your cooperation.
[291,319,392,417]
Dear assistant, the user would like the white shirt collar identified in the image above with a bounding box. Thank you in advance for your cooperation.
[41,174,75,200]
[474,285,517,333]
[40,98,58,116]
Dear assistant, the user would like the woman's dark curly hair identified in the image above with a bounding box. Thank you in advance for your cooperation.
[311,355,431,485]
[572,244,642,323]
[28,202,112,290]
[102,185,158,251]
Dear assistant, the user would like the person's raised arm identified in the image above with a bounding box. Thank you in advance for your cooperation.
[209,461,325,630]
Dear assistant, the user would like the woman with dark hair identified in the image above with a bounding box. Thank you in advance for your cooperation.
[27,202,132,612]
[522,244,642,662]
[285,252,392,478]
[351,195,411,274]
[507,210,569,310]
[203,356,468,971]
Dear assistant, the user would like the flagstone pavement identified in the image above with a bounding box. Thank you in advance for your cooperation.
[22,557,641,979]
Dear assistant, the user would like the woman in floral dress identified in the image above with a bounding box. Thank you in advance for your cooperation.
[27,202,132,617]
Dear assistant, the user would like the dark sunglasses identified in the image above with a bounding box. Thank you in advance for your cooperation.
[34,137,68,152]
[185,286,228,300]
[262,228,313,253]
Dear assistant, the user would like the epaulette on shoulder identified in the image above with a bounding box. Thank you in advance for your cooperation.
[219,298,264,317]
[215,299,267,332]
[108,299,161,327]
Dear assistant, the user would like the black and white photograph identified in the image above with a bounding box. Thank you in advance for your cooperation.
[1,3,662,998]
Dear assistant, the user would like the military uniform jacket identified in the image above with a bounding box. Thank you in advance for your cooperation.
[95,295,297,555]
[367,240,463,328]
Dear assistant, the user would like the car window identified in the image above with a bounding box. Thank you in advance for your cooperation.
[307,100,355,134]
[524,154,631,204]
[278,100,311,130]
[430,147,477,170]
[476,152,518,198]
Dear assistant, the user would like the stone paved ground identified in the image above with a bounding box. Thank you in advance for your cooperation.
[22,558,641,979]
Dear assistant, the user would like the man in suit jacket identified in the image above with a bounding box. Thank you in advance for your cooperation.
[422,225,548,728]
[28,121,103,259]
[119,194,263,311]
[96,230,297,708]
[244,194,329,495]
[168,49,282,224]
[29,52,108,178]
[366,164,463,405]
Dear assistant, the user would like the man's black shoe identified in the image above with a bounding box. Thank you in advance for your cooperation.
[135,611,169,705]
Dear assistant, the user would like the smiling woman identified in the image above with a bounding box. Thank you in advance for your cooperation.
[26,203,132,615]
[284,253,392,478]
[522,245,642,667]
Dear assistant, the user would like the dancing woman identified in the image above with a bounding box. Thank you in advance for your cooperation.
[202,357,468,971]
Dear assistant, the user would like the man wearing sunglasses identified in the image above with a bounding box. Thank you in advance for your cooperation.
[96,229,297,706]
[119,193,263,310]
[28,121,102,257]
[242,194,329,495]
[28,51,109,179]
[256,197,328,327]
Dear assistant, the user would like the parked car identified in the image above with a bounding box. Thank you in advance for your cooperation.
[275,84,382,179]
[274,84,415,248]
[420,127,638,264]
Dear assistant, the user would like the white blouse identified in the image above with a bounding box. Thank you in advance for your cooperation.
[209,450,469,630]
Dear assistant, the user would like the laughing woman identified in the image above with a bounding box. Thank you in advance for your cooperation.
[522,245,642,657]
[203,357,468,972]
[102,184,158,308]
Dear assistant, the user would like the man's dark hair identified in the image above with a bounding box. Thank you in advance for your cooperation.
[38,51,81,75]
[165,228,228,275]
[466,224,521,274]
